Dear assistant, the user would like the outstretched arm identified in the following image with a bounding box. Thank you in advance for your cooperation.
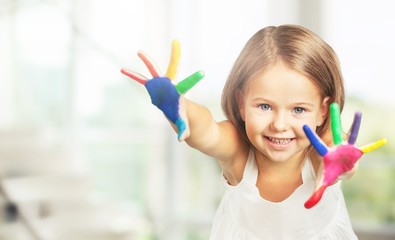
[121,40,243,161]
[183,99,245,161]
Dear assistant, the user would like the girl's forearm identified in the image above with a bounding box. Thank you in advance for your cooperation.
[183,98,220,151]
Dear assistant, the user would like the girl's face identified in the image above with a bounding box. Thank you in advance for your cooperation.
[239,60,329,164]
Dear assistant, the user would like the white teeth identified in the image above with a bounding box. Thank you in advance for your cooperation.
[268,137,291,145]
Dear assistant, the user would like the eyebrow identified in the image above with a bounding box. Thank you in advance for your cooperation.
[250,97,316,107]
[293,102,315,107]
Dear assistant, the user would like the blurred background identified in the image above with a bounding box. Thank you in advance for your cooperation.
[0,0,394,239]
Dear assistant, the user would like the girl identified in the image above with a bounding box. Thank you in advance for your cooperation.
[122,25,358,239]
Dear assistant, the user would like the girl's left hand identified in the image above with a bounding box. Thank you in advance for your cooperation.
[303,103,387,208]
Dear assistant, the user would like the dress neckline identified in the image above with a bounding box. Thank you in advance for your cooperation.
[242,149,315,204]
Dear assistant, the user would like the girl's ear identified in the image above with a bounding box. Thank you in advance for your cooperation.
[318,97,330,126]
[237,90,246,121]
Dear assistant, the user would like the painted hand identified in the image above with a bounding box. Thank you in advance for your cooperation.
[303,103,387,208]
[121,40,204,141]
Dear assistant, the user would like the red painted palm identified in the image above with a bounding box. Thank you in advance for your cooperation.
[303,103,387,208]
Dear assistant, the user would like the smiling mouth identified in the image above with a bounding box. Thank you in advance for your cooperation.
[266,137,293,145]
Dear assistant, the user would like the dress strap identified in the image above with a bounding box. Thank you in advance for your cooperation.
[242,149,258,184]
[301,158,316,182]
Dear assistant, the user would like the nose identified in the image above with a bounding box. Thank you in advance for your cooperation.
[271,112,289,132]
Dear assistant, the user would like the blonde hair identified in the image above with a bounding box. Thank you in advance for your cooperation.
[221,25,345,156]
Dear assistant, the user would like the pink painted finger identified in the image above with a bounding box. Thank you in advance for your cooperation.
[137,51,161,78]
[121,68,147,85]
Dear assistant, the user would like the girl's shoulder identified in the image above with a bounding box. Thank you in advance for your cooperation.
[216,120,250,186]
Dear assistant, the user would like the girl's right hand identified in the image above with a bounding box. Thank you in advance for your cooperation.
[121,40,204,141]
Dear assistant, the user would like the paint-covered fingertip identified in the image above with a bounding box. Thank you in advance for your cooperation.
[361,138,388,153]
[121,68,148,85]
[304,185,327,209]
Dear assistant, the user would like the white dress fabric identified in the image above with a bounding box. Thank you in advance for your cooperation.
[210,150,358,240]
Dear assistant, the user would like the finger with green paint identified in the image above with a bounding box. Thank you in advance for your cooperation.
[121,40,204,141]
[303,102,387,208]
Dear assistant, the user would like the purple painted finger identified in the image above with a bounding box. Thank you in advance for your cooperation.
[303,125,328,156]
[348,112,362,144]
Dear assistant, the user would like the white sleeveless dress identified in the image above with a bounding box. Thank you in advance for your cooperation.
[210,150,358,240]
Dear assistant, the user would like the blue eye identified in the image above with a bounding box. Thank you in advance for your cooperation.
[293,107,305,114]
[259,104,271,111]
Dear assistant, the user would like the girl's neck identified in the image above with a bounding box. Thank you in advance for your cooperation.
[254,150,305,202]
[254,150,305,176]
